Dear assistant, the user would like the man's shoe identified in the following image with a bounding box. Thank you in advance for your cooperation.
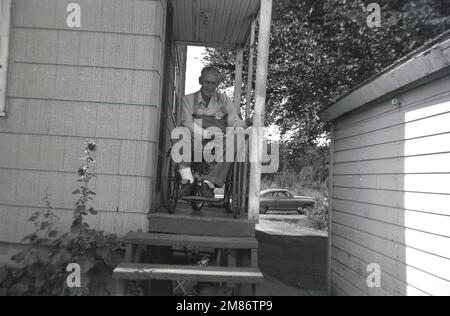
[201,182,215,199]
[179,181,193,197]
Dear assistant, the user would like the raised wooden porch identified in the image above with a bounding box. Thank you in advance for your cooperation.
[113,0,273,296]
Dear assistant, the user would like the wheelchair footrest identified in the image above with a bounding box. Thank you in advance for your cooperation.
[181,196,224,203]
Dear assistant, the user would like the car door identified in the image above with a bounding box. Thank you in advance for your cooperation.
[277,191,293,209]
[260,192,274,210]
[271,192,280,210]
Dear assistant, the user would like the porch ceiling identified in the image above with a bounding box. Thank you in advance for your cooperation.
[172,0,261,47]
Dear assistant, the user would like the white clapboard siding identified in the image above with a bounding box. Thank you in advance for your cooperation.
[331,268,368,296]
[333,235,449,295]
[332,247,436,296]
[0,169,153,214]
[334,174,450,195]
[330,282,348,296]
[0,0,168,245]
[335,132,450,162]
[7,63,160,106]
[332,259,386,296]
[332,223,450,282]
[336,108,450,151]
[334,152,450,175]
[333,187,450,216]
[12,0,163,37]
[333,210,450,259]
[330,73,450,296]
[0,206,149,244]
[333,199,450,237]
[11,29,161,72]
[0,133,156,177]
[332,246,403,296]
[336,102,450,142]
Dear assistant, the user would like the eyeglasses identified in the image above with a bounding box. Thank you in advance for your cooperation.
[202,79,220,87]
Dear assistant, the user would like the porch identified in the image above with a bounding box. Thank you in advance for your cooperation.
[113,0,274,295]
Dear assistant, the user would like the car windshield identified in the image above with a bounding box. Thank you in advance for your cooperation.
[262,191,294,198]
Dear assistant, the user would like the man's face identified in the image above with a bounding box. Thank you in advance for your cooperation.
[199,72,220,99]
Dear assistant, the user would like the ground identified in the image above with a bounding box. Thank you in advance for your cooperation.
[255,212,328,296]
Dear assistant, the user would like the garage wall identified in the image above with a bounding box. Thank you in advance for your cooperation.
[330,74,450,296]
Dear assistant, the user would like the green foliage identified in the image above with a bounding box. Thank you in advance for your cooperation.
[0,142,123,296]
[305,192,329,231]
[207,1,448,233]
[276,144,330,188]
[262,160,330,232]
[205,0,450,152]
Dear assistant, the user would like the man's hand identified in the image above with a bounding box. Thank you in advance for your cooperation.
[202,129,212,139]
[211,132,225,140]
[204,128,225,140]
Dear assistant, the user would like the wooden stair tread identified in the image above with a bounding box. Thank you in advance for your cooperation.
[148,213,256,237]
[149,212,257,223]
[113,263,264,283]
[180,196,224,203]
[124,232,258,249]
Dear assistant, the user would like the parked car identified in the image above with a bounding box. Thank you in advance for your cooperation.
[259,189,315,214]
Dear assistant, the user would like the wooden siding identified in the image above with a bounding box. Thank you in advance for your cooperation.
[330,75,450,296]
[0,0,166,245]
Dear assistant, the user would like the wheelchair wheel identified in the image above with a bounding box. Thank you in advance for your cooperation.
[162,154,180,214]
[223,169,233,214]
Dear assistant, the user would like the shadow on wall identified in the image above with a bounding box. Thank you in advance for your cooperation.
[330,95,408,296]
[332,92,450,295]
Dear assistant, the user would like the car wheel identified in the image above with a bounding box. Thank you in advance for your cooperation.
[303,205,314,213]
[259,207,268,214]
[296,207,305,215]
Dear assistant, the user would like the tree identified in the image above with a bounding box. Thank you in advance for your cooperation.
[205,0,450,155]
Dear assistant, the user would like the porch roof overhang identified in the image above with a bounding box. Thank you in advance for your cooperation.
[172,0,261,47]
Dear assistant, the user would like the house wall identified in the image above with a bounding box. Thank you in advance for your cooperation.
[329,74,450,296]
[0,0,170,261]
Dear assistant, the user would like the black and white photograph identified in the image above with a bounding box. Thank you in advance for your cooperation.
[0,0,449,299]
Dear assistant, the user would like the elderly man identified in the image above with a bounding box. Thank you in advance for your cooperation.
[177,66,248,198]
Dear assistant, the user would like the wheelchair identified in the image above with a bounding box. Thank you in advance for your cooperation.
[161,134,249,217]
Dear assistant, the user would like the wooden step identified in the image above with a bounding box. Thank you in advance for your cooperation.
[149,213,257,237]
[180,196,223,203]
[124,232,258,249]
[113,263,264,284]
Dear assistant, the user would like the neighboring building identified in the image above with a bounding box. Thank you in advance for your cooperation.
[319,34,450,296]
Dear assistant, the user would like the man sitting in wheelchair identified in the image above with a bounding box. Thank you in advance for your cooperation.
[175,66,250,199]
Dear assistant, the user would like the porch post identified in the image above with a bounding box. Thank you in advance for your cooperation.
[248,0,272,221]
[245,16,257,119]
[234,46,244,114]
[0,0,12,116]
